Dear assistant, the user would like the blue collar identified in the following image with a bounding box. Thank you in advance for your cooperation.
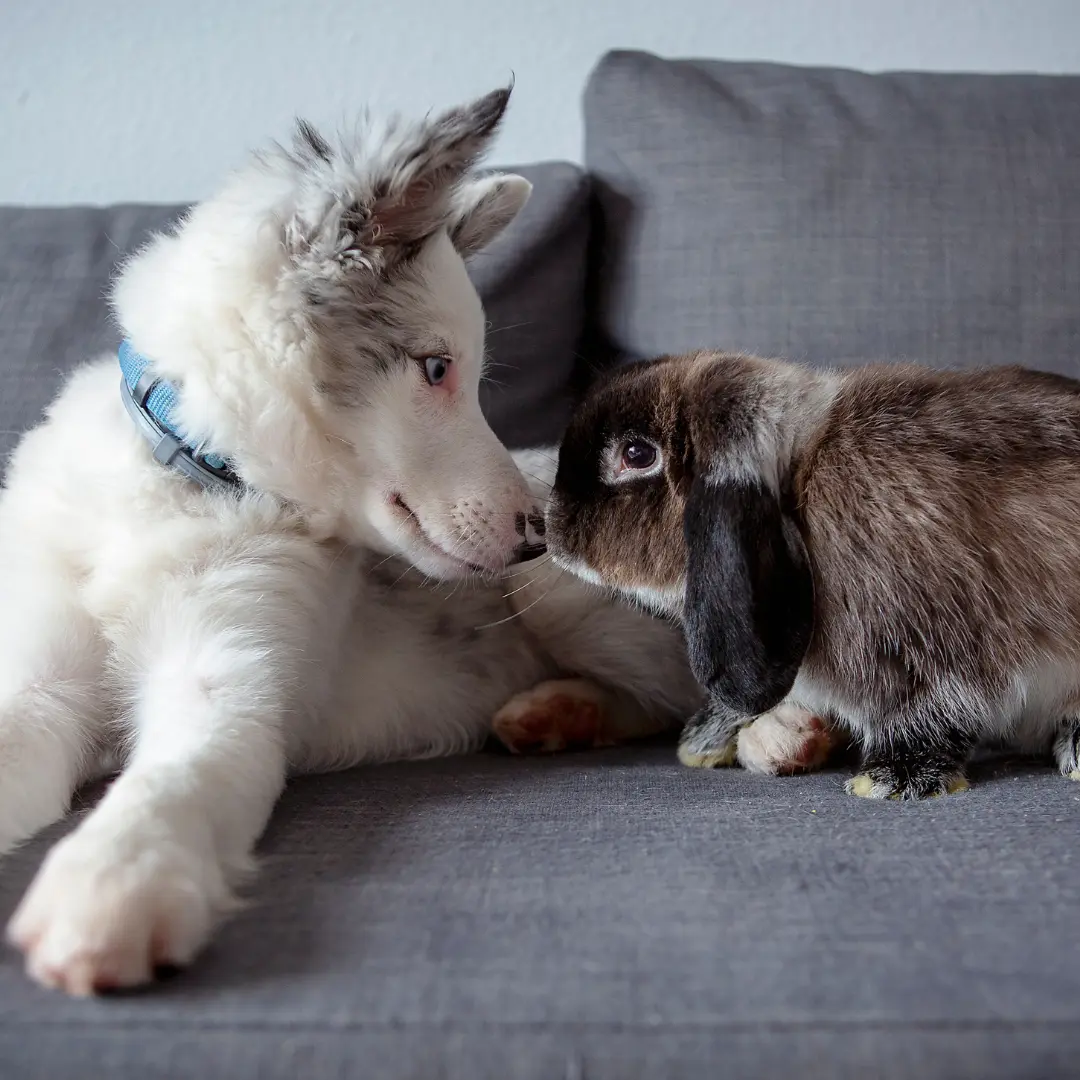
[118,340,241,492]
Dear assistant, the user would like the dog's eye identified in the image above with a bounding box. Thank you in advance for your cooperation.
[422,355,450,386]
[620,440,658,471]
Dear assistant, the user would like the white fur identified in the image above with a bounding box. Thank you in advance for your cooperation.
[0,106,700,994]
[736,703,834,775]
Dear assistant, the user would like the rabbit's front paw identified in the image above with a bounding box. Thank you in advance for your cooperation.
[1053,720,1080,780]
[846,765,969,801]
[677,703,744,768]
[677,739,738,768]
[737,705,835,775]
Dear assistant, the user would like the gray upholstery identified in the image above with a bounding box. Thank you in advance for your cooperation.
[4,55,1080,1078]
[584,50,1080,372]
[1,748,1079,1078]
[0,160,588,469]
[468,162,590,447]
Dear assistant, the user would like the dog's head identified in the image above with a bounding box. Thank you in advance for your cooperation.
[112,87,544,579]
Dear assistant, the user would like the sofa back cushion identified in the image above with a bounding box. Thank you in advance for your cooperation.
[584,50,1080,373]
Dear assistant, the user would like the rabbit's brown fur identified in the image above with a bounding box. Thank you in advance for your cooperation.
[547,350,1080,799]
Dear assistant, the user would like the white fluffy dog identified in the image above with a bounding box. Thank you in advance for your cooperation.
[0,87,825,996]
[0,87,695,996]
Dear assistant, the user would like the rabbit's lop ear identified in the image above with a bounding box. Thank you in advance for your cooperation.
[682,474,813,716]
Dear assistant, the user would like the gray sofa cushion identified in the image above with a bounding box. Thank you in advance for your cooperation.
[2,747,1080,1079]
[584,51,1080,373]
[0,160,588,471]
[469,162,590,447]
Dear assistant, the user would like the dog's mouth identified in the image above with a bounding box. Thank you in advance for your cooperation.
[388,493,495,576]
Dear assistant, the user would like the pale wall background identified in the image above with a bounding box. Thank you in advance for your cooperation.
[3,0,1080,205]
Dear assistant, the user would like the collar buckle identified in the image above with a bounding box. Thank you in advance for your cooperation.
[118,340,242,494]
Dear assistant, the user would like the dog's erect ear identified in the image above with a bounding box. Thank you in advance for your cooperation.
[365,85,513,250]
[682,473,813,716]
[447,174,532,257]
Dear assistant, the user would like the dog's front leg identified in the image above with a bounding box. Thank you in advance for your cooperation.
[7,550,337,996]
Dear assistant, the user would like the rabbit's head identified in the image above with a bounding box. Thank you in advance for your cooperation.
[547,351,831,715]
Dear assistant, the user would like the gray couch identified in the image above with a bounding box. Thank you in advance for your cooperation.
[1,51,1079,1079]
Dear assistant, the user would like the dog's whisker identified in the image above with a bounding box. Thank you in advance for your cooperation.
[370,550,402,573]
[518,472,553,489]
[475,581,556,630]
[389,564,414,588]
[503,559,559,591]
[500,558,560,596]
[502,555,554,580]
[441,577,466,602]
[486,321,534,337]
[502,574,539,598]
[324,542,355,575]
[477,504,551,514]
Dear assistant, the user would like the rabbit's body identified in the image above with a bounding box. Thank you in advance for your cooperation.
[791,364,1080,795]
[546,351,1080,799]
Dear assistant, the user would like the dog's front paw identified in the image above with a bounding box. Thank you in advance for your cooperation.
[493,679,614,754]
[7,831,230,996]
[737,705,835,775]
[846,767,969,801]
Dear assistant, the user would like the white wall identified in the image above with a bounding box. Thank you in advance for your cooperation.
[4,0,1080,205]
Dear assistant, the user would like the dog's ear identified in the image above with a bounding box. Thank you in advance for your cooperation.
[365,85,513,251]
[682,472,813,716]
[447,174,532,257]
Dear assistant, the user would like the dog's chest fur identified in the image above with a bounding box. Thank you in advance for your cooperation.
[301,554,554,771]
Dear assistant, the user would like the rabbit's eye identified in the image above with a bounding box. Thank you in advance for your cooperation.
[620,440,658,471]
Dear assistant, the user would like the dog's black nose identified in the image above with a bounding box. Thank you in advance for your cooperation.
[514,542,547,564]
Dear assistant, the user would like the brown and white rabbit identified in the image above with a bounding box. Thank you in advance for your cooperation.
[545,349,1080,799]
